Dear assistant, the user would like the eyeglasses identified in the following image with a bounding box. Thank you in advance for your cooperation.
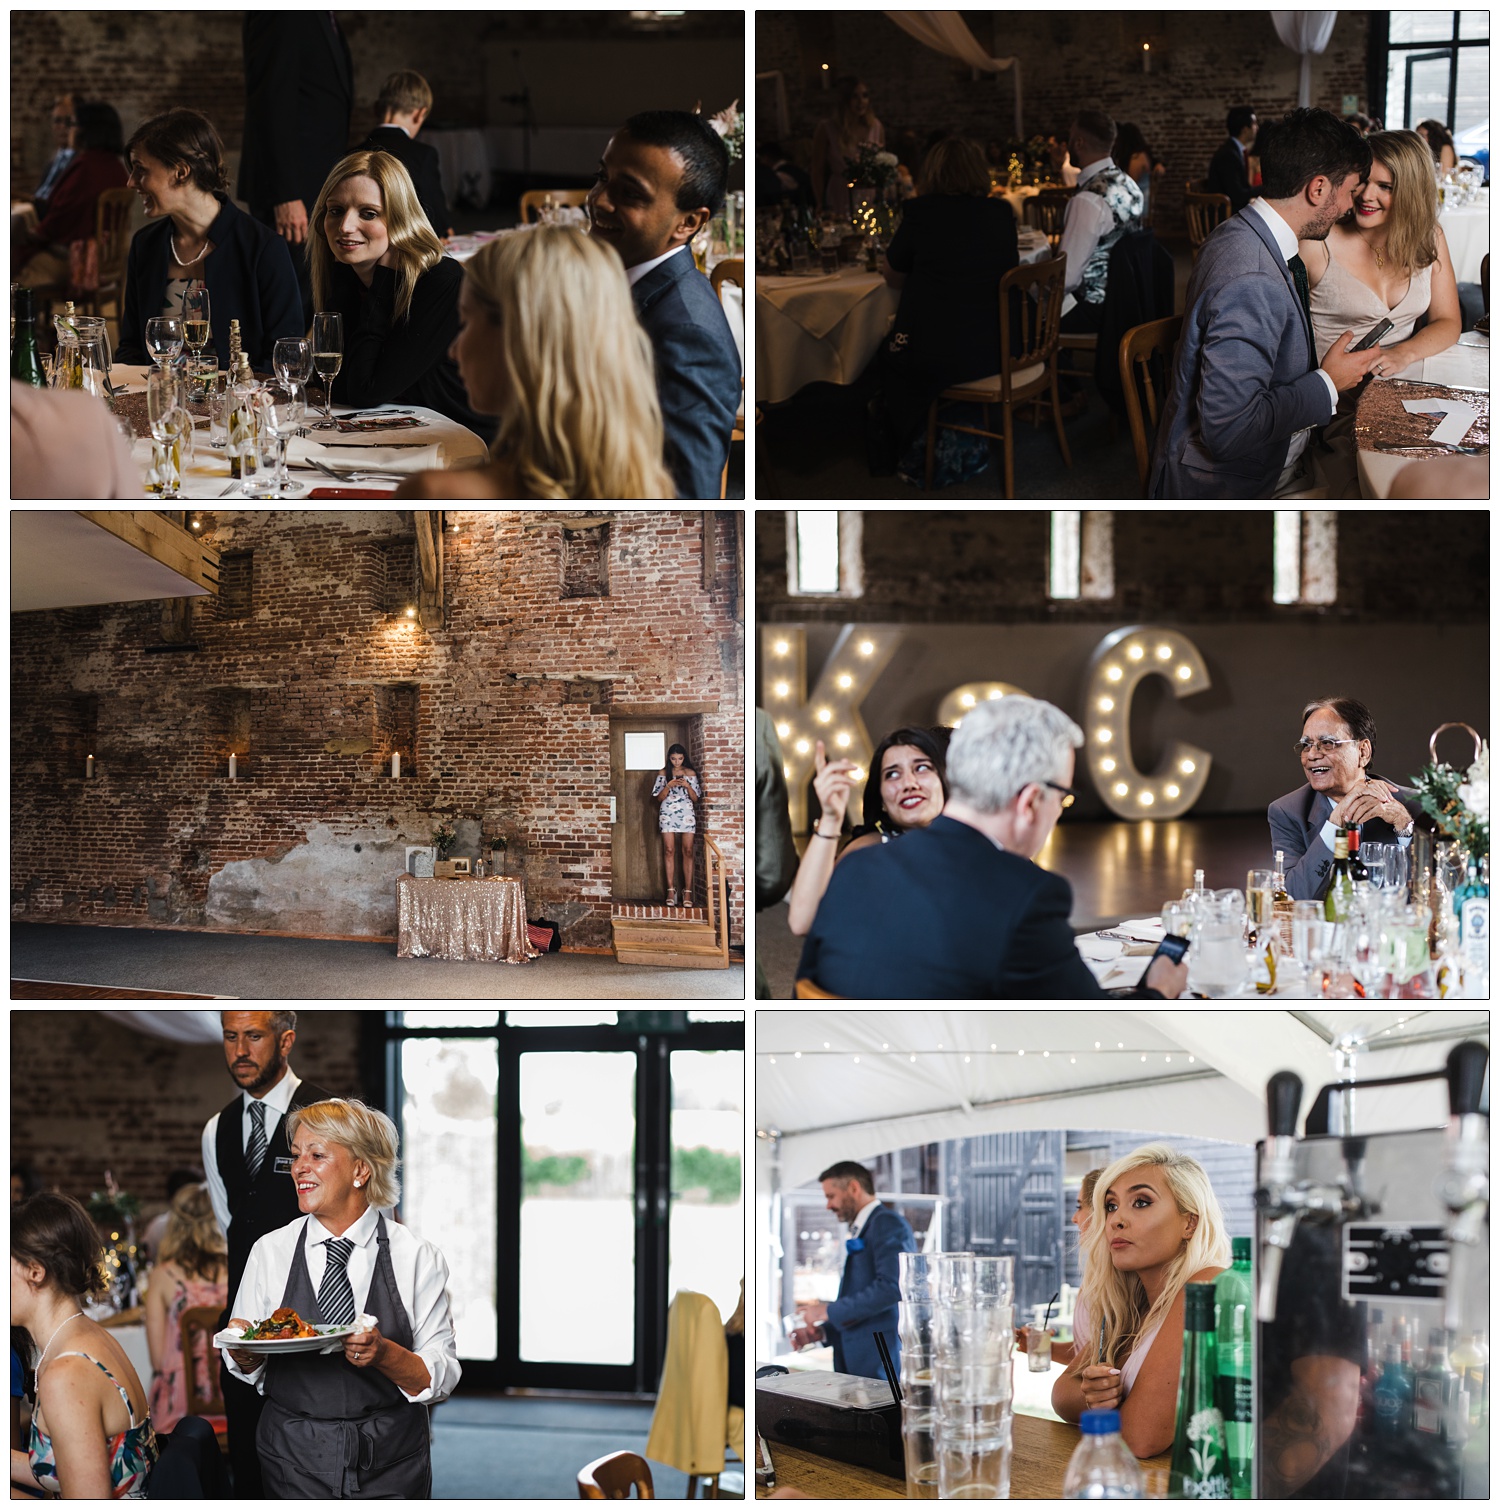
[1295,736,1361,755]
[1043,781,1076,809]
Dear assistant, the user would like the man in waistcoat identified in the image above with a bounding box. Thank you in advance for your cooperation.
[1057,109,1144,339]
[791,1161,915,1381]
[202,1010,336,1497]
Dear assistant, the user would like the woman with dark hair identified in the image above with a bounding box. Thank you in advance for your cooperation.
[872,135,1020,487]
[651,744,701,907]
[785,725,949,935]
[1112,123,1165,224]
[12,101,127,287]
[10,1194,158,1497]
[1416,119,1458,174]
[811,77,885,214]
[115,107,301,369]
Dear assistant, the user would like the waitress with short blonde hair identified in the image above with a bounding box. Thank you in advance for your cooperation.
[222,1098,459,1498]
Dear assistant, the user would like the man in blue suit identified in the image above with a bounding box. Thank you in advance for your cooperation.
[588,111,741,500]
[792,1161,915,1382]
[1151,108,1383,499]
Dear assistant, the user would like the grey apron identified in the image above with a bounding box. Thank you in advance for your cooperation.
[256,1214,432,1499]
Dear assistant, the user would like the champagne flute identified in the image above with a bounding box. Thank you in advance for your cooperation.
[311,311,343,430]
[273,337,313,427]
[181,286,211,359]
[145,315,184,372]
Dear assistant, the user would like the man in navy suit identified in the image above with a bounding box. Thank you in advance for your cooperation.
[587,110,741,499]
[362,71,450,238]
[1151,109,1383,499]
[797,697,1189,999]
[791,1161,915,1382]
[1206,105,1259,213]
[1269,697,1420,900]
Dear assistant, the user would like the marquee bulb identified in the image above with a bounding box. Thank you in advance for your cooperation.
[835,732,852,748]
[1180,759,1196,774]
[1177,665,1192,680]
[816,707,832,723]
[1105,665,1122,682]
[1139,790,1155,806]
[1113,781,1129,797]
[1098,697,1114,713]
[1097,728,1112,743]
[1100,757,1116,773]
[795,739,810,754]
[777,722,790,739]
[836,673,853,689]
[858,640,875,656]
[1165,783,1180,798]
[1155,644,1172,660]
[961,693,976,708]
[1127,644,1144,660]
[773,639,790,656]
[987,689,1003,700]
[773,680,789,698]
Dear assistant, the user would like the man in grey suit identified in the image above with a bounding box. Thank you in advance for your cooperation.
[1268,697,1420,901]
[1152,109,1384,499]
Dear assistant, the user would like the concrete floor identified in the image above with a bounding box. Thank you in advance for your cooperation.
[11,924,745,1001]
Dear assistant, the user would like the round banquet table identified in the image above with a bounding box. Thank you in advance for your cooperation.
[109,364,488,499]
[396,874,539,963]
[1440,198,1489,286]
[1354,333,1489,499]
[756,229,1051,405]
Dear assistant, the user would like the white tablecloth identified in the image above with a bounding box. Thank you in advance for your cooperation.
[756,231,1049,405]
[113,364,488,499]
[1076,919,1308,998]
[1441,199,1489,285]
[1356,333,1489,499]
[102,1323,154,1390]
[480,126,604,178]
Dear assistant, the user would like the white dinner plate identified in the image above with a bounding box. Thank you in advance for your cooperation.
[213,1322,357,1355]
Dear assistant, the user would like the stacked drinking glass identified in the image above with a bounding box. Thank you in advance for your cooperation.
[898,1251,938,1498]
[931,1254,1015,1499]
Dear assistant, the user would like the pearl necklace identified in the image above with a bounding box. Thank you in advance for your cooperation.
[171,229,207,267]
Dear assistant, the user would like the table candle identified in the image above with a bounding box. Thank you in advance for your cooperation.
[229,752,237,779]
[392,751,401,778]
[86,754,94,779]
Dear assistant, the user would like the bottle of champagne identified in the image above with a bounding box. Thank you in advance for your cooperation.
[10,286,46,387]
[1347,826,1370,888]
[1169,1282,1231,1498]
[1324,831,1355,922]
[1214,1238,1254,1498]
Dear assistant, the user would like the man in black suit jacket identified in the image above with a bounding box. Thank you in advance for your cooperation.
[587,110,741,500]
[201,1011,337,1498]
[1207,105,1258,213]
[238,12,355,322]
[798,697,1189,999]
[362,69,450,237]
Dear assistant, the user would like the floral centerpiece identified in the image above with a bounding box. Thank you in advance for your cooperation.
[432,821,457,860]
[854,143,901,194]
[1413,737,1489,864]
[706,99,743,164]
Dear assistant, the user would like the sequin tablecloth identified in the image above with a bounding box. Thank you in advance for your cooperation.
[1355,369,1489,498]
[396,875,538,963]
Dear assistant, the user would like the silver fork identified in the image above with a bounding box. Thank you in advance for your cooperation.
[309,458,406,484]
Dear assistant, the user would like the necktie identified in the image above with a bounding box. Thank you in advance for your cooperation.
[246,1100,267,1179]
[318,1238,358,1327]
[1288,253,1312,321]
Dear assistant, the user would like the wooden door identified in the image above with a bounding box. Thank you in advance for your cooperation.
[610,716,692,902]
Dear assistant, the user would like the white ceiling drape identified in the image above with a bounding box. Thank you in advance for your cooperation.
[1271,12,1338,108]
[883,12,1022,137]
[99,1009,223,1043]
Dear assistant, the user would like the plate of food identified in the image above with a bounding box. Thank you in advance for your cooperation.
[213,1308,359,1355]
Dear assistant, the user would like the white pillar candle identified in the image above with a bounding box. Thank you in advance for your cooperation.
[86,754,94,779]
[392,751,401,778]
[229,752,237,779]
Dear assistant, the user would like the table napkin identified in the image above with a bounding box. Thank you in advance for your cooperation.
[288,439,447,474]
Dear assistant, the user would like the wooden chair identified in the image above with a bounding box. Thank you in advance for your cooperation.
[925,255,1071,498]
[1118,314,1183,491]
[711,258,745,500]
[1183,187,1231,263]
[78,187,136,330]
[578,1451,655,1499]
[1022,189,1074,250]
[793,978,843,999]
[519,188,590,223]
[179,1305,230,1453]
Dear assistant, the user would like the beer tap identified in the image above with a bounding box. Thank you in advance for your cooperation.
[1437,1041,1489,1334]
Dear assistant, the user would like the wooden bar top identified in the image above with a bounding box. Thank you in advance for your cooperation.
[756,1413,1172,1499]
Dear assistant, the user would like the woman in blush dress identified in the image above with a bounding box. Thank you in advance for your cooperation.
[811,78,885,215]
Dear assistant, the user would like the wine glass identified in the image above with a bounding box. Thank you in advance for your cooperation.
[145,315,184,372]
[311,311,343,430]
[146,369,185,500]
[252,393,305,496]
[273,337,313,425]
[181,287,211,359]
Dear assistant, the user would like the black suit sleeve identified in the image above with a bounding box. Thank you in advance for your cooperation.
[248,232,308,371]
[418,146,450,238]
[998,869,1113,998]
[333,261,460,409]
[243,16,312,207]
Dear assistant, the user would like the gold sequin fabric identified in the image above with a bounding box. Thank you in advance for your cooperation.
[397,875,539,963]
[1355,378,1489,458]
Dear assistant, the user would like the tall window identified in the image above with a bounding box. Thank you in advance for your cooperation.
[1273,512,1338,605]
[786,511,863,597]
[1383,11,1488,140]
[1048,511,1114,600]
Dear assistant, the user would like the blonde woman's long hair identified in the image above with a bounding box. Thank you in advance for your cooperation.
[308,149,446,324]
[465,225,676,499]
[158,1182,227,1282]
[1070,1143,1231,1374]
[1357,130,1440,274]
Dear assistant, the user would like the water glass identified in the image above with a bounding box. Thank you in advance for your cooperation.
[145,315,184,371]
[1382,904,1435,996]
[903,1401,940,1498]
[188,353,218,405]
[931,1255,1014,1501]
[1187,890,1249,997]
[206,373,231,447]
[1161,900,1189,940]
[1026,1326,1053,1372]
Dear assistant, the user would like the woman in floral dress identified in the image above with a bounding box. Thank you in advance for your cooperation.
[651,743,701,907]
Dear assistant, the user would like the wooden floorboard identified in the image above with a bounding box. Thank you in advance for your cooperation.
[10,979,223,1000]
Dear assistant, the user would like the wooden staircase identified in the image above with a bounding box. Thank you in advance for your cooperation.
[611,837,731,969]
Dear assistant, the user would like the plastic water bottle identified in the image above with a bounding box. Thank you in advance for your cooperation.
[1062,1409,1145,1498]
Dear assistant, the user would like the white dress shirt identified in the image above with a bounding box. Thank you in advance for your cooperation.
[626,242,689,288]
[1245,198,1339,485]
[225,1207,461,1406]
[848,1195,881,1240]
[202,1068,303,1237]
[1056,158,1119,297]
[1317,790,1414,854]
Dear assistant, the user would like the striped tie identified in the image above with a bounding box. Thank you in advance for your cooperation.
[246,1100,268,1179]
[318,1238,358,1327]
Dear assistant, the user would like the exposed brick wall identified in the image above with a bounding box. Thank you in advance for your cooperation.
[756,10,1371,237]
[9,1009,366,1215]
[12,509,745,949]
[757,510,1488,625]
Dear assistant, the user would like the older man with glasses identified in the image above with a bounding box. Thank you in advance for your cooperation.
[1269,696,1421,901]
[32,94,77,214]
[796,695,1189,999]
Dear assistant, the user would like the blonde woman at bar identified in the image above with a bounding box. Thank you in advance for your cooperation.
[1051,1143,1230,1457]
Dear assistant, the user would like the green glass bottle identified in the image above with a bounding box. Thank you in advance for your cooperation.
[1324,831,1355,922]
[1214,1239,1254,1498]
[1170,1282,1231,1498]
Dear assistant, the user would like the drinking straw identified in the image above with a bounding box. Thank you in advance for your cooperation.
[1042,1289,1060,1333]
[873,1329,904,1404]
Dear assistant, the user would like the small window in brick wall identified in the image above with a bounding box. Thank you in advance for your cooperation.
[375,682,419,775]
[58,693,99,780]
[562,524,609,598]
[217,552,254,619]
[217,687,253,776]
[381,537,417,613]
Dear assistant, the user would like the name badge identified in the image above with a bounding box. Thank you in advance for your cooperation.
[273,1157,294,1175]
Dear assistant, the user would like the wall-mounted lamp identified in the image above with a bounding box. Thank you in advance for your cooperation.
[189,512,204,532]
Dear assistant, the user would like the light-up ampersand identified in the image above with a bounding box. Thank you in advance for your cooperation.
[760,624,902,831]
[1084,625,1211,819]
[935,682,1032,729]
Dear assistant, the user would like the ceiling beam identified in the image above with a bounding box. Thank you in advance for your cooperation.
[414,511,444,630]
[77,510,219,595]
